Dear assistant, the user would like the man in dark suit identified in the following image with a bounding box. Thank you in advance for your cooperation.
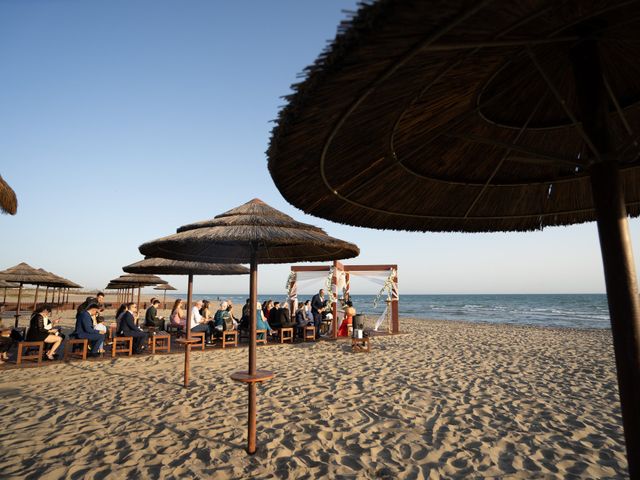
[73,303,105,355]
[311,289,327,338]
[118,303,148,354]
[144,299,164,330]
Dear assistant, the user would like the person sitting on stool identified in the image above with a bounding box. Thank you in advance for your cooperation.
[117,303,148,354]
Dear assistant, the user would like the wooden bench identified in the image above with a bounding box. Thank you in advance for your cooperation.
[221,330,238,349]
[149,334,171,354]
[303,326,316,342]
[189,332,205,351]
[17,341,44,366]
[112,337,133,357]
[279,327,294,344]
[351,337,371,353]
[256,329,267,345]
[166,324,185,338]
[64,338,88,361]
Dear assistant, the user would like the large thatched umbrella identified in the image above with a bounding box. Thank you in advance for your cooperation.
[153,283,177,310]
[0,175,17,215]
[123,257,250,387]
[138,198,359,454]
[0,263,53,327]
[267,1,640,475]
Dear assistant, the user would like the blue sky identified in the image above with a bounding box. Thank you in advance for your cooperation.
[2,0,639,295]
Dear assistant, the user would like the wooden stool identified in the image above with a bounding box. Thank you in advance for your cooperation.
[351,337,371,353]
[167,324,185,338]
[303,326,316,341]
[221,330,238,349]
[111,337,133,358]
[17,341,44,366]
[149,334,171,354]
[64,338,88,361]
[256,329,267,345]
[190,332,205,351]
[279,327,294,344]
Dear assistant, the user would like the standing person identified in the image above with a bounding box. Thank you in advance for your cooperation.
[311,289,327,338]
[144,299,165,330]
[191,300,212,344]
[117,303,148,354]
[73,303,105,356]
[26,305,62,360]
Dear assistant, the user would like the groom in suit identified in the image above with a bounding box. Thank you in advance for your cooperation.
[311,289,327,338]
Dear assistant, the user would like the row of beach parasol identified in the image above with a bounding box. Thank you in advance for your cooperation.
[0,262,82,328]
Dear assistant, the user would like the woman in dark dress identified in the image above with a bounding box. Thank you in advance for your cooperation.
[26,305,62,360]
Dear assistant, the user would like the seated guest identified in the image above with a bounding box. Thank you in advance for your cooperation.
[170,299,187,330]
[338,301,356,337]
[144,298,165,330]
[191,300,212,344]
[255,301,272,339]
[240,298,250,327]
[268,301,280,325]
[222,304,235,331]
[73,303,105,355]
[26,305,63,360]
[0,330,13,363]
[199,300,212,321]
[304,300,314,325]
[117,302,148,354]
[212,301,228,336]
[262,300,274,321]
[295,302,311,338]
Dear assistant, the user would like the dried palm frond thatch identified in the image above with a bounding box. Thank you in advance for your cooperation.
[123,258,249,276]
[0,175,17,215]
[267,0,640,233]
[141,198,359,263]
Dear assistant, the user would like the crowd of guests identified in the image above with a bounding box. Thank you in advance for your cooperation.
[0,289,358,363]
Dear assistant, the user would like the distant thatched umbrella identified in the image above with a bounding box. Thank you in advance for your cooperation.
[0,175,17,215]
[109,274,167,314]
[267,1,640,473]
[0,263,53,327]
[139,198,359,454]
[123,257,250,386]
[0,279,19,306]
[153,283,177,309]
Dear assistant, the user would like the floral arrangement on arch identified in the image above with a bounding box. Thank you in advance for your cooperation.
[373,268,397,309]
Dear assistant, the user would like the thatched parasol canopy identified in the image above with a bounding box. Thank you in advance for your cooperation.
[0,280,19,289]
[123,258,249,276]
[0,263,53,285]
[0,263,56,326]
[140,198,359,263]
[267,1,640,475]
[0,175,17,215]
[268,0,640,233]
[109,274,167,287]
[153,284,177,291]
[138,198,358,455]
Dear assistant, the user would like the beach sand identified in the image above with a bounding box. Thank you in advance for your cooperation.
[0,318,628,479]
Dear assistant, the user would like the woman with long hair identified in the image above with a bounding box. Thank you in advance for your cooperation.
[170,299,186,328]
[26,305,62,360]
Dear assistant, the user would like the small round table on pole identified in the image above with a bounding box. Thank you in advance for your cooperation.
[231,369,275,454]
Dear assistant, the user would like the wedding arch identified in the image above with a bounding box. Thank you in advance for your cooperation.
[287,261,399,337]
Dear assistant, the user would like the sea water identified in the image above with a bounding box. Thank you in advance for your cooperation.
[171,293,611,330]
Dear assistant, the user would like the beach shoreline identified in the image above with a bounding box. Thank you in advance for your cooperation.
[0,317,628,478]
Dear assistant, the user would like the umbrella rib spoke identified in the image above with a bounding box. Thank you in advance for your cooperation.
[464,93,547,218]
[526,47,602,162]
[602,72,635,138]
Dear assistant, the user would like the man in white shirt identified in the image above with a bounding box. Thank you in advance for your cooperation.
[190,300,212,344]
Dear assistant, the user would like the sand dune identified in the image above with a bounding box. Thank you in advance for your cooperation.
[0,319,627,479]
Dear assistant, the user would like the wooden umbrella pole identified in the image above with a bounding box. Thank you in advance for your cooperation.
[14,282,23,328]
[572,37,640,478]
[44,286,49,303]
[163,290,167,311]
[184,273,193,388]
[3,287,6,304]
[247,252,258,454]
[32,284,40,310]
